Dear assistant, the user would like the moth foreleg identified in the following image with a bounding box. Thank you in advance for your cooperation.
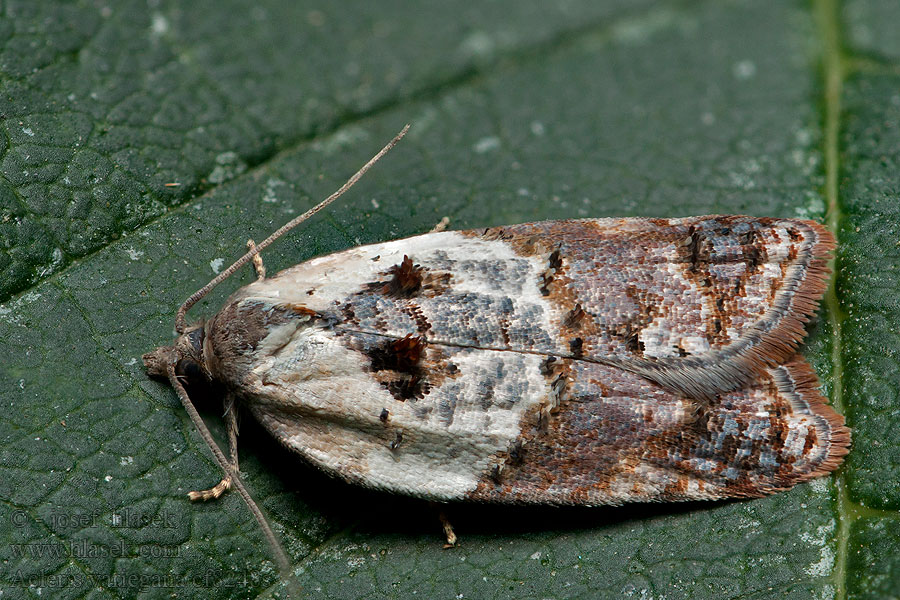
[246,239,266,280]
[431,504,457,548]
[429,216,450,234]
[188,393,241,502]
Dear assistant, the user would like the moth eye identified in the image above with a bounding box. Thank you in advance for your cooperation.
[175,359,204,381]
[186,327,205,353]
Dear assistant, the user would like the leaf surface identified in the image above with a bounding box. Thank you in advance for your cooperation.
[0,0,895,598]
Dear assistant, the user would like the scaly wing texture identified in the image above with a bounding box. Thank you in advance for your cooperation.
[234,334,848,505]
[207,216,848,505]
[466,357,849,505]
[472,217,836,399]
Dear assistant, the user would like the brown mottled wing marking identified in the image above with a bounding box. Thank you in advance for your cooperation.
[467,357,849,505]
[205,216,846,506]
[342,332,460,402]
[366,255,451,298]
[475,217,834,399]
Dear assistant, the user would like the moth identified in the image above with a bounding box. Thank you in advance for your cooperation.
[145,127,849,568]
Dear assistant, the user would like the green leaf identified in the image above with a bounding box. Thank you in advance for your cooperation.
[0,0,894,598]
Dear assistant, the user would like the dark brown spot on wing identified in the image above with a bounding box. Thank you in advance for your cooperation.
[622,321,645,354]
[540,248,563,296]
[403,303,432,334]
[685,225,706,273]
[548,248,562,270]
[568,337,584,357]
[342,332,462,403]
[363,335,430,400]
[540,355,557,376]
[385,376,429,401]
[739,229,767,274]
[367,334,425,372]
[365,255,451,298]
[386,255,424,297]
[563,303,586,329]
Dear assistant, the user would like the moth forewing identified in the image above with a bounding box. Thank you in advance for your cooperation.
[145,126,849,568]
[199,217,848,506]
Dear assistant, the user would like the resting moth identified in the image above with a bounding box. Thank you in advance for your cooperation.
[144,127,849,566]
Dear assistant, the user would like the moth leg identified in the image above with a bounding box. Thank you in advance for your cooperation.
[187,476,230,501]
[223,392,240,472]
[430,503,457,548]
[246,239,266,280]
[188,393,240,502]
[429,217,450,234]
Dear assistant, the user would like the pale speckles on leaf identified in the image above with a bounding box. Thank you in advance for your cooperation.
[150,12,169,37]
[459,31,496,60]
[313,126,369,155]
[0,304,18,325]
[208,152,248,184]
[727,161,761,190]
[733,59,757,80]
[795,127,814,147]
[262,178,287,203]
[473,136,500,154]
[793,193,826,220]
[0,290,42,325]
[210,258,225,274]
[36,248,65,277]
[809,477,829,495]
[800,522,837,577]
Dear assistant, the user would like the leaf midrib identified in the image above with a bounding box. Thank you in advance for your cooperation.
[815,0,849,598]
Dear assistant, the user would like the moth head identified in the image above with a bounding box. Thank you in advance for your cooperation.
[142,324,210,383]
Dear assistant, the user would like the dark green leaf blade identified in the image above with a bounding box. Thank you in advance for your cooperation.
[0,0,657,302]
[3,0,891,598]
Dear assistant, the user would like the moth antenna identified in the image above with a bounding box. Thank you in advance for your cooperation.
[165,361,291,573]
[175,124,411,333]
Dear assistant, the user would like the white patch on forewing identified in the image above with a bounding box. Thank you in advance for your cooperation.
[243,325,547,499]
[225,231,558,498]
[238,232,558,337]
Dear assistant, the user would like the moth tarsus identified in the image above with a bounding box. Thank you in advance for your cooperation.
[246,238,266,280]
[435,507,457,548]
